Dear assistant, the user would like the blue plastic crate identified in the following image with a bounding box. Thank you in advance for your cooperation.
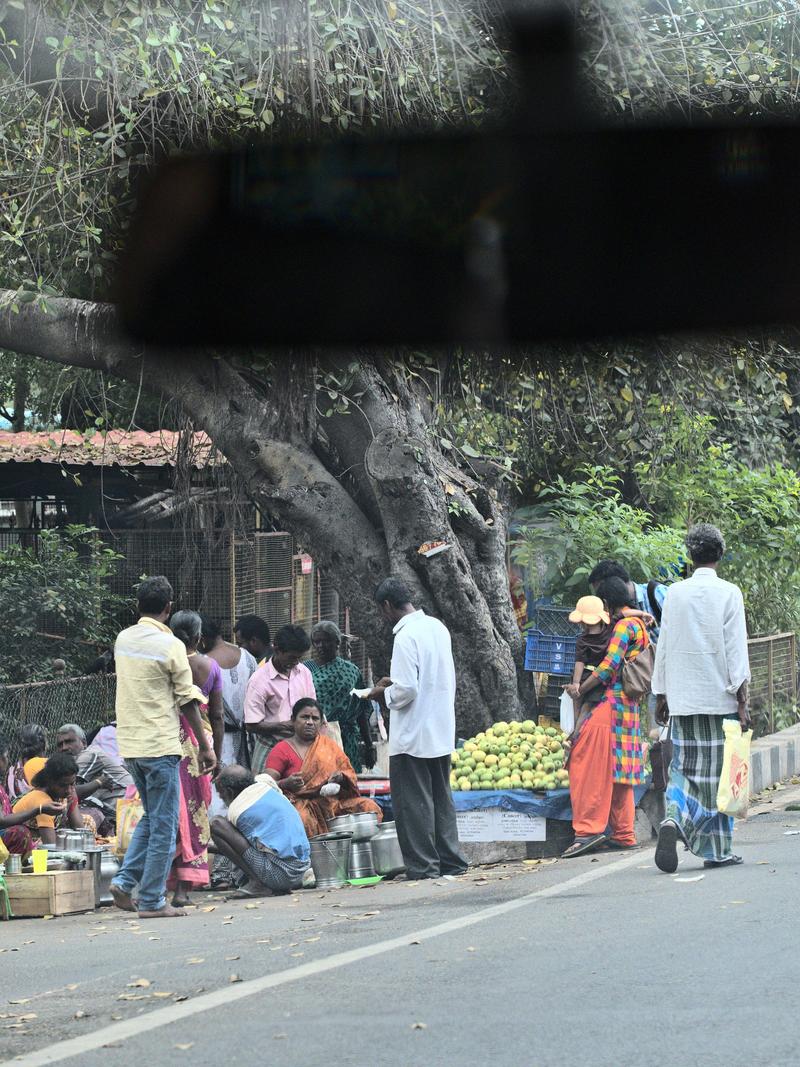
[524,630,577,675]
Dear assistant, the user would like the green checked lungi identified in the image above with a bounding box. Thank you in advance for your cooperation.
[665,715,734,863]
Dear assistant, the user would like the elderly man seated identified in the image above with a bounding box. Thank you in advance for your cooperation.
[210,765,310,899]
[56,723,134,832]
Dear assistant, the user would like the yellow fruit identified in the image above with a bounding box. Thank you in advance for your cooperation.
[458,777,472,791]
[484,754,498,767]
[473,750,486,764]
[522,719,536,732]
[493,722,509,735]
[450,775,458,788]
[464,741,477,753]
[498,757,512,769]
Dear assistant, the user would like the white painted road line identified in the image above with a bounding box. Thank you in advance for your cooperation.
[4,852,646,1067]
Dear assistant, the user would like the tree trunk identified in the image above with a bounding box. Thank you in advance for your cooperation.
[0,290,525,736]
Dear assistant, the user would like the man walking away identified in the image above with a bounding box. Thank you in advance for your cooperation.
[110,576,216,917]
[369,578,467,881]
[651,525,751,873]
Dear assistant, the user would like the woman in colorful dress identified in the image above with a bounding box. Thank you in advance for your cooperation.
[304,621,376,773]
[0,736,62,857]
[5,723,47,802]
[168,610,223,908]
[11,752,85,845]
[266,698,381,840]
[562,576,649,857]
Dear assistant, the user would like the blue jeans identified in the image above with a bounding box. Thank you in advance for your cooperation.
[112,755,180,911]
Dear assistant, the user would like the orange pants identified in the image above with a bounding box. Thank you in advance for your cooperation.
[569,700,635,845]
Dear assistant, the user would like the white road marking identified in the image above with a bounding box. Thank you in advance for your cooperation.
[4,852,646,1067]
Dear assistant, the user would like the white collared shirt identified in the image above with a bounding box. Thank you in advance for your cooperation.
[651,567,751,716]
[385,610,456,758]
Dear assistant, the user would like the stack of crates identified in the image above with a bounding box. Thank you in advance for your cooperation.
[524,606,582,720]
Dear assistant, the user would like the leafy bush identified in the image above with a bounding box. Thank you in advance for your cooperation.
[511,466,685,604]
[0,526,125,683]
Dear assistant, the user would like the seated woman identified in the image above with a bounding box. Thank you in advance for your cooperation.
[12,752,84,845]
[5,723,48,802]
[0,736,61,857]
[266,698,382,839]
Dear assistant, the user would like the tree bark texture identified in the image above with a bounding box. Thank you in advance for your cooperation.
[0,290,524,735]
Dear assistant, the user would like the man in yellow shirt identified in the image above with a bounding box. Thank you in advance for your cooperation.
[110,576,216,919]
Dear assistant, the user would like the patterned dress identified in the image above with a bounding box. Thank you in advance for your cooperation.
[304,657,370,773]
[591,617,648,785]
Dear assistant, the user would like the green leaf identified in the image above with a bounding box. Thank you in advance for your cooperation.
[461,444,481,458]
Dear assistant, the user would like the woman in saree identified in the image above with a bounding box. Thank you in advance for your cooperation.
[265,698,382,840]
[12,752,84,845]
[6,724,47,802]
[168,610,224,907]
[562,576,649,858]
[304,622,376,773]
[0,736,62,857]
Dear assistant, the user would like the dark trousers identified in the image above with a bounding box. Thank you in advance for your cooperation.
[390,753,468,879]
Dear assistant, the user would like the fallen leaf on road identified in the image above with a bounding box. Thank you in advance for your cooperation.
[273,1034,287,1040]
[65,985,78,991]
[222,921,233,926]
[290,953,304,958]
[409,940,421,945]
[244,904,259,910]
[174,995,189,1003]
[152,992,174,999]
[783,830,800,835]
[17,1014,37,1022]
[289,942,299,947]
[42,915,53,921]
[174,1043,194,1051]
[303,937,320,943]
[466,947,476,953]
[117,994,150,1001]
[111,1014,122,1021]
[148,937,161,942]
[225,956,240,961]
[201,906,215,913]
[673,875,705,883]
[229,974,242,984]
[8,1000,30,1005]
[127,979,151,988]
[186,958,205,965]
[74,1011,88,1019]
[411,1022,427,1030]
[256,939,271,944]
[300,916,316,921]
[729,900,748,905]
[223,915,234,920]
[102,1042,123,1048]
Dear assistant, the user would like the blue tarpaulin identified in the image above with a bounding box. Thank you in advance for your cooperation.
[452,785,649,822]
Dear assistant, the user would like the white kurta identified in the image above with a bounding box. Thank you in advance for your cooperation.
[651,567,750,716]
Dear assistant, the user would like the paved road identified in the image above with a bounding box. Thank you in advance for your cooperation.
[2,791,798,1067]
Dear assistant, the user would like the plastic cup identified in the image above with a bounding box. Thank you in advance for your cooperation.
[31,849,48,874]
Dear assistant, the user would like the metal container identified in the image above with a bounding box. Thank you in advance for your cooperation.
[55,830,69,850]
[309,831,352,889]
[98,849,120,906]
[326,812,379,842]
[347,840,376,879]
[371,821,406,878]
[6,854,22,875]
[83,847,104,906]
[80,830,96,850]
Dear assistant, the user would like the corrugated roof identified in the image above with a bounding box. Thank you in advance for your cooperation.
[0,430,218,468]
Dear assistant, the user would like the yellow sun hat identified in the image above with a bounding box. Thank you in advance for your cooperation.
[568,595,610,625]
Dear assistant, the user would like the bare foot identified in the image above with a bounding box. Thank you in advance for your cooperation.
[110,883,136,913]
[138,904,187,918]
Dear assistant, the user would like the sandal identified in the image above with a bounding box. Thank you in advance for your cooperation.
[600,839,640,851]
[703,854,743,868]
[561,834,606,858]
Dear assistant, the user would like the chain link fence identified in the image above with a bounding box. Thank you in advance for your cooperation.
[0,674,117,758]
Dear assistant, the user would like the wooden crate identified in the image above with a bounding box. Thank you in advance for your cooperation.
[5,870,95,918]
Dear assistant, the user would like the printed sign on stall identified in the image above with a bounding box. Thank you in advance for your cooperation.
[456,808,546,842]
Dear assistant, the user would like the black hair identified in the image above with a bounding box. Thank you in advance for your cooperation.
[137,575,174,614]
[588,559,630,587]
[235,614,271,644]
[596,576,635,613]
[32,752,78,789]
[685,523,725,565]
[19,723,47,761]
[273,625,311,654]
[215,766,255,797]
[200,615,222,644]
[374,576,412,609]
[291,697,322,720]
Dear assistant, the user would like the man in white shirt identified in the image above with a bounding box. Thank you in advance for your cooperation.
[651,524,751,874]
[369,578,467,880]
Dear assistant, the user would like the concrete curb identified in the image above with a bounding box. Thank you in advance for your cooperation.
[750,722,800,795]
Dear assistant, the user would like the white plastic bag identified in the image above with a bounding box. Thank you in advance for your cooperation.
[559,689,575,734]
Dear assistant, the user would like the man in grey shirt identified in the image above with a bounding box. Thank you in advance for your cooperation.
[57,723,134,828]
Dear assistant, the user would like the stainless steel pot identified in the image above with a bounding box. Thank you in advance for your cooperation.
[83,847,104,907]
[347,841,376,879]
[309,831,352,889]
[98,849,120,907]
[326,813,379,842]
[371,821,405,878]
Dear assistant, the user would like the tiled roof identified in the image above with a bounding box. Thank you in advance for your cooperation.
[0,430,217,468]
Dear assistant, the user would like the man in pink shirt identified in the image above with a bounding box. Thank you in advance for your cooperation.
[244,625,316,774]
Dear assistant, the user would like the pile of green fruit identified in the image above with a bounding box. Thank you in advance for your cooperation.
[450,719,569,792]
